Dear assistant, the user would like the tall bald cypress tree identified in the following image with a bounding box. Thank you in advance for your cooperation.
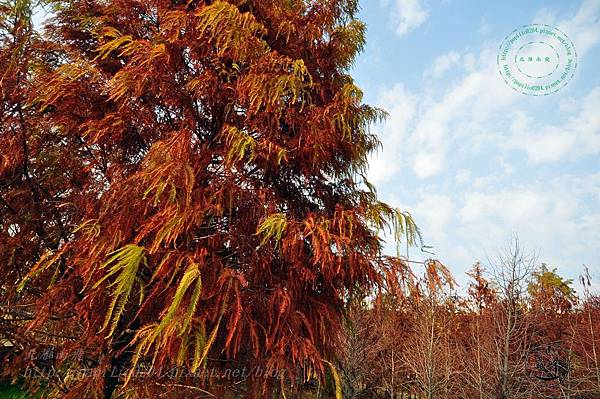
[1,0,418,397]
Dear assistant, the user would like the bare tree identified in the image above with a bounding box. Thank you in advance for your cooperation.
[578,266,600,395]
[402,260,456,399]
[460,263,497,399]
[488,237,536,399]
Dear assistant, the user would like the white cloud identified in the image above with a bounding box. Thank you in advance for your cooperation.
[455,169,471,184]
[455,174,600,269]
[478,18,491,35]
[413,152,443,178]
[370,50,518,181]
[385,174,600,287]
[391,0,430,38]
[424,51,461,79]
[562,0,600,57]
[413,194,455,240]
[506,88,600,163]
[534,0,600,57]
[462,53,477,72]
[407,48,517,178]
[368,84,417,183]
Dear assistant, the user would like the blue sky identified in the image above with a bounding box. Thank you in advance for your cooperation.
[353,0,600,290]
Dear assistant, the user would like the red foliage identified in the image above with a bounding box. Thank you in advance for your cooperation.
[1,0,410,397]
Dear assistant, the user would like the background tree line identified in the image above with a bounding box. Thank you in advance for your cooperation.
[337,240,600,399]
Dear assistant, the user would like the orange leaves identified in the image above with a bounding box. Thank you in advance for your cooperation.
[466,263,496,310]
[81,113,124,144]
[299,208,356,271]
[133,132,200,254]
[223,283,243,349]
[266,287,292,351]
[424,259,456,294]
[216,267,248,290]
[140,131,194,208]
[302,214,334,267]
[36,61,100,109]
[216,267,248,356]
[93,27,170,104]
[16,245,69,292]
[159,10,189,43]
[260,139,288,165]
[0,0,427,395]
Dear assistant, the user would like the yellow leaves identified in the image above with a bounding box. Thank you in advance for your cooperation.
[105,71,139,103]
[125,260,209,384]
[192,325,207,370]
[241,58,312,115]
[192,314,221,372]
[185,77,203,93]
[323,360,343,399]
[124,322,160,386]
[93,27,169,103]
[135,202,198,256]
[325,81,386,143]
[285,59,312,104]
[331,20,367,69]
[146,43,168,65]
[221,125,289,167]
[93,244,147,338]
[363,200,391,232]
[363,200,424,257]
[143,180,177,207]
[391,210,422,251]
[148,214,185,254]
[222,125,256,164]
[105,40,167,102]
[124,261,238,386]
[161,262,202,336]
[195,1,267,58]
[95,27,168,64]
[94,27,133,60]
[330,82,363,140]
[340,81,364,103]
[256,213,287,248]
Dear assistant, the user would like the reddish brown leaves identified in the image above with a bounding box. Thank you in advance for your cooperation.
[1,1,413,397]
